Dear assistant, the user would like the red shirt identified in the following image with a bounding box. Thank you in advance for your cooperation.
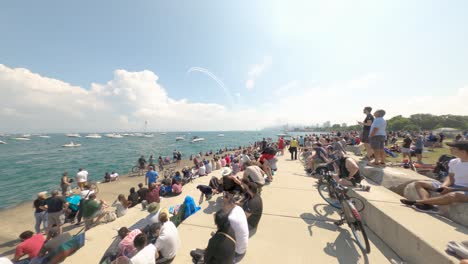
[278,138,284,149]
[225,156,231,165]
[146,187,160,203]
[15,234,45,259]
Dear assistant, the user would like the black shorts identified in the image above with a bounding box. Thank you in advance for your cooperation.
[414,149,422,154]
[361,130,370,143]
[342,174,362,185]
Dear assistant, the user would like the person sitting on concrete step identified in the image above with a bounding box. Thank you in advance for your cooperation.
[401,140,468,213]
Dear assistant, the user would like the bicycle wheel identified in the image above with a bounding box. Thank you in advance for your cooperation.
[131,166,139,173]
[351,220,371,254]
[317,183,341,209]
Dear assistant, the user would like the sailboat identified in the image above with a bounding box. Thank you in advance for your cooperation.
[143,120,154,137]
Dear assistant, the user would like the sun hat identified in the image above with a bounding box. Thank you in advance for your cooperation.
[221,167,233,177]
[446,140,468,151]
[147,202,160,214]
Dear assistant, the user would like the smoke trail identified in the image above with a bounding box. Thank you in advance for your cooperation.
[187,67,235,107]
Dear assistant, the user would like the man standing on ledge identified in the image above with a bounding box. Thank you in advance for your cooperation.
[369,109,387,166]
[358,106,374,161]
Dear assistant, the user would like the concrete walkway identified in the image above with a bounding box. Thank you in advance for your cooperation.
[65,154,403,263]
[175,154,402,264]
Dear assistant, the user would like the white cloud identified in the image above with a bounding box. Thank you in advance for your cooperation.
[0,64,269,133]
[245,56,272,89]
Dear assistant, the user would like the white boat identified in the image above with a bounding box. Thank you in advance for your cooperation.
[122,133,134,137]
[85,134,102,139]
[66,133,81,138]
[105,133,123,138]
[22,134,31,137]
[143,134,154,138]
[0,140,6,144]
[191,136,205,143]
[217,134,225,137]
[13,137,31,141]
[134,133,144,137]
[38,135,51,138]
[62,141,81,147]
[175,136,185,141]
[160,132,167,135]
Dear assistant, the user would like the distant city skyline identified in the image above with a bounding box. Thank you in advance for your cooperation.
[1,1,468,133]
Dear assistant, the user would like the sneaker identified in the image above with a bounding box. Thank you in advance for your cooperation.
[413,204,439,214]
[400,199,416,206]
[360,185,371,192]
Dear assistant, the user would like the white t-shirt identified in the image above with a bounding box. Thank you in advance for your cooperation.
[131,244,156,264]
[76,170,88,183]
[228,205,249,254]
[205,163,213,174]
[241,154,251,164]
[80,190,94,199]
[112,201,127,217]
[145,209,161,225]
[198,165,206,176]
[155,221,181,259]
[449,158,468,187]
[110,172,119,178]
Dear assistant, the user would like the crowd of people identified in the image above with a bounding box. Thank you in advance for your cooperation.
[7,110,468,263]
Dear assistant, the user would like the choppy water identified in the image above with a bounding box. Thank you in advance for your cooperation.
[0,131,283,209]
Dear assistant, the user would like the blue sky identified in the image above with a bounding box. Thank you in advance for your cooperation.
[1,1,468,132]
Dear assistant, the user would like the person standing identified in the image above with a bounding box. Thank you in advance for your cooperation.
[223,193,249,263]
[45,190,68,234]
[289,137,298,160]
[401,134,413,161]
[415,135,424,163]
[358,106,374,160]
[145,166,159,186]
[60,172,71,196]
[278,137,285,156]
[33,192,48,234]
[369,109,387,166]
[76,168,88,191]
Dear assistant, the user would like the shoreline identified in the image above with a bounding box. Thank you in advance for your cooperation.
[0,147,244,258]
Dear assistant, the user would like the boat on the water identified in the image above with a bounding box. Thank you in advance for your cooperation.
[13,137,31,141]
[105,133,123,138]
[217,134,225,137]
[175,136,185,141]
[66,133,81,138]
[62,141,81,147]
[122,133,134,137]
[143,134,154,138]
[191,136,205,143]
[38,135,51,138]
[0,140,6,144]
[160,132,167,135]
[85,134,102,139]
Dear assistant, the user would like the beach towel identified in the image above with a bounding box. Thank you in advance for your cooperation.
[66,195,81,212]
[40,231,85,264]
[384,148,397,158]
[183,196,201,219]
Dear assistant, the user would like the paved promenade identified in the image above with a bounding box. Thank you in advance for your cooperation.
[67,154,402,264]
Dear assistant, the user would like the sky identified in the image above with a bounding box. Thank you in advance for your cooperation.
[1,0,468,133]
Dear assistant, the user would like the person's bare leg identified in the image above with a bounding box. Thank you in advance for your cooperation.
[414,181,434,200]
[365,143,373,159]
[417,192,468,205]
[198,192,204,205]
[380,149,386,164]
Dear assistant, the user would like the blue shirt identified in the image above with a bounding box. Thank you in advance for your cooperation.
[299,137,304,145]
[146,170,158,184]
[415,138,424,149]
[370,117,387,136]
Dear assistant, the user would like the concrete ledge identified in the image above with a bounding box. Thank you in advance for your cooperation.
[345,154,468,264]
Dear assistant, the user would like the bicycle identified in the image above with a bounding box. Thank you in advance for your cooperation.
[317,168,371,254]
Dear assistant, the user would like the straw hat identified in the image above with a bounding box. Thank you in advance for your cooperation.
[147,202,160,214]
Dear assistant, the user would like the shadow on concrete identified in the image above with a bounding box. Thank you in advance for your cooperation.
[323,228,370,264]
[300,203,340,237]
[203,196,222,214]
